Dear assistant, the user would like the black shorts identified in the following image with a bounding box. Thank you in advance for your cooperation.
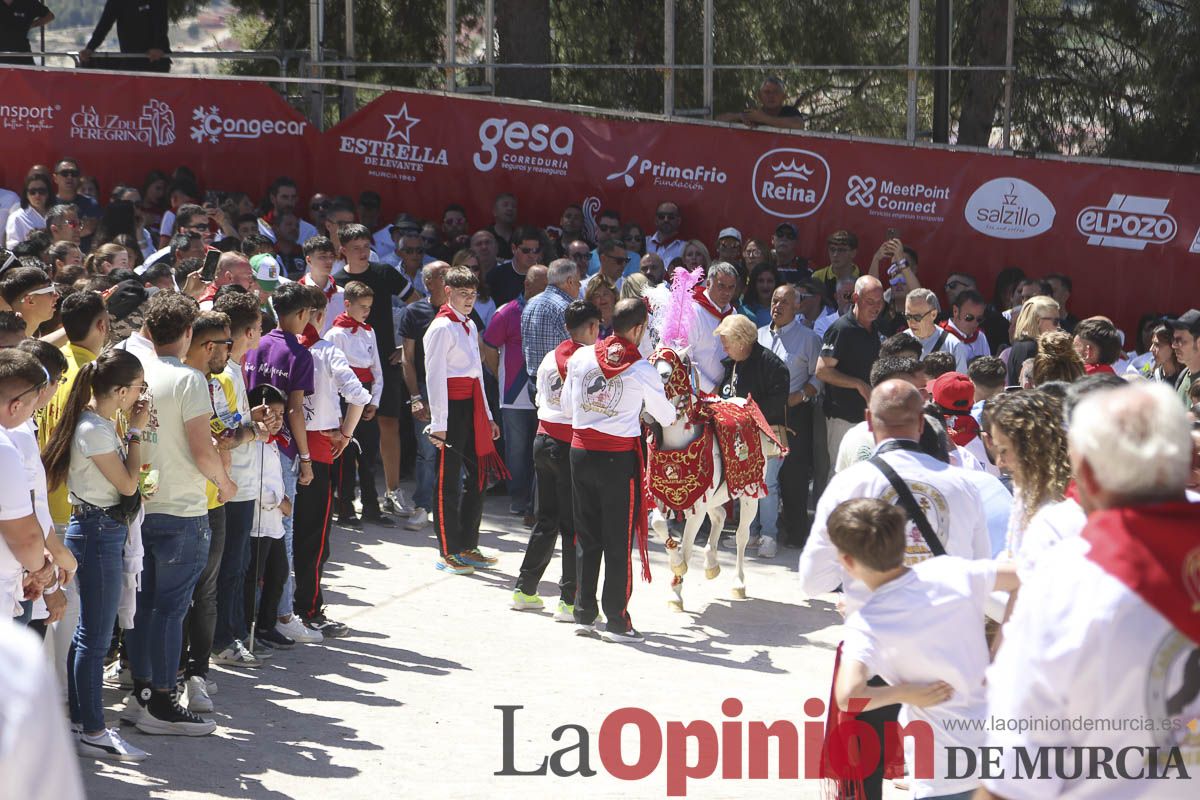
[377,363,403,417]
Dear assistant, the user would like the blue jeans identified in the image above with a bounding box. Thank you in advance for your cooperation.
[750,456,784,541]
[501,408,537,515]
[278,455,298,619]
[126,513,210,691]
[411,413,437,511]
[213,499,255,651]
[65,509,127,732]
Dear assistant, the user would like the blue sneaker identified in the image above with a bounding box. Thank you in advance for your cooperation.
[436,554,475,575]
[457,548,498,569]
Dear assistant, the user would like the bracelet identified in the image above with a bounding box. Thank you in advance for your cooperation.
[299,454,312,462]
[127,427,142,439]
[409,396,423,406]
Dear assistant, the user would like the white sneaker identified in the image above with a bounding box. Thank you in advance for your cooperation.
[182,675,213,713]
[77,728,149,762]
[206,678,218,695]
[757,537,778,558]
[103,661,133,689]
[213,640,262,668]
[385,488,414,516]
[118,691,149,725]
[276,615,323,644]
[405,506,430,530]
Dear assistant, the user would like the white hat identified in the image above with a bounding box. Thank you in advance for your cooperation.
[717,227,742,242]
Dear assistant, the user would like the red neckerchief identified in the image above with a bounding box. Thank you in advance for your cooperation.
[300,273,337,300]
[435,304,472,336]
[198,282,218,304]
[593,334,641,379]
[298,324,320,348]
[691,284,731,320]
[266,432,289,448]
[1085,363,1116,375]
[1065,480,1080,503]
[945,413,980,447]
[554,339,582,379]
[939,319,979,345]
[331,312,371,333]
[1083,502,1200,643]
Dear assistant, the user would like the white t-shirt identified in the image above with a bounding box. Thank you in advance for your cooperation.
[1013,498,1086,581]
[250,441,285,539]
[561,344,676,438]
[834,420,874,473]
[906,327,969,372]
[220,361,258,504]
[0,430,34,617]
[142,356,214,518]
[67,411,124,509]
[843,556,998,798]
[800,442,992,616]
[8,422,53,621]
[984,536,1200,799]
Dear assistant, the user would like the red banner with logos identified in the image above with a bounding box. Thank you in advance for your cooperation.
[0,67,316,206]
[322,90,1200,334]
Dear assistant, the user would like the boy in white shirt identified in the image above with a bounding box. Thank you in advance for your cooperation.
[298,236,345,335]
[244,385,292,651]
[324,280,388,527]
[830,498,1019,800]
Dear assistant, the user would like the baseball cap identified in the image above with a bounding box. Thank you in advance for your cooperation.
[775,222,798,238]
[249,253,282,293]
[106,279,148,322]
[717,227,742,243]
[1166,309,1200,336]
[827,230,858,249]
[930,372,975,414]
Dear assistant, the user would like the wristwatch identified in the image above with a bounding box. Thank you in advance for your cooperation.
[409,395,424,406]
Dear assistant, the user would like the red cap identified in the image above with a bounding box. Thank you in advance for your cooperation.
[930,372,974,414]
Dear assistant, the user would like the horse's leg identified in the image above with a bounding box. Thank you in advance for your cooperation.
[731,497,755,600]
[704,499,727,580]
[668,512,705,611]
[668,573,684,612]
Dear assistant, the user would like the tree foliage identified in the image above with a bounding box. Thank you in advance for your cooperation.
[221,0,1200,165]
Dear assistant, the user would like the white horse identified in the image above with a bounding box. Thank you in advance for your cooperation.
[648,349,783,612]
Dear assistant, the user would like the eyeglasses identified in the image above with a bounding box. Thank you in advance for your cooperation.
[795,293,813,301]
[904,310,934,322]
[400,247,424,255]
[27,187,48,196]
[56,169,80,178]
[57,219,79,228]
[203,338,234,348]
[518,246,542,255]
[828,246,852,254]
[601,252,626,262]
[959,313,979,322]
[656,212,679,220]
[27,284,59,297]
[775,230,797,240]
[945,280,971,290]
[310,201,330,211]
[181,224,207,233]
[597,223,620,233]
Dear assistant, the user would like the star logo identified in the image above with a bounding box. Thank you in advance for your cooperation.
[384,104,420,143]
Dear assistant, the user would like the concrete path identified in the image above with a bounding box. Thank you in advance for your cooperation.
[80,490,900,800]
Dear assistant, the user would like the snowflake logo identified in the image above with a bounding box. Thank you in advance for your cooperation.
[190,105,221,144]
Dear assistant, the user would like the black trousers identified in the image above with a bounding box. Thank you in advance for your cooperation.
[515,434,577,601]
[293,461,335,621]
[245,536,287,634]
[432,398,482,556]
[779,403,814,547]
[849,678,899,800]
[337,392,381,515]
[180,505,226,678]
[570,447,638,633]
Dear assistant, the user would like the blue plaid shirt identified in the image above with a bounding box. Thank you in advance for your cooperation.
[520,284,574,380]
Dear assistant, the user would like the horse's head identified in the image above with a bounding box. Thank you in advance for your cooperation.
[649,346,696,422]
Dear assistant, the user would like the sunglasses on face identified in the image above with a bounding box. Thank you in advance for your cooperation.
[795,293,813,301]
[11,380,48,404]
[656,212,678,220]
[598,223,620,233]
[204,338,234,348]
[946,280,971,290]
[775,231,797,240]
[311,201,330,211]
[518,246,542,255]
[27,187,48,196]
[56,169,80,178]
[400,247,424,255]
[959,313,979,322]
[904,310,933,322]
[27,284,59,297]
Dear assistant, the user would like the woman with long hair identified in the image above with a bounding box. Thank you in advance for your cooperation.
[1031,329,1085,386]
[1137,323,1186,388]
[742,237,771,268]
[42,349,150,762]
[6,171,52,248]
[740,262,778,327]
[83,243,131,276]
[622,223,645,257]
[1004,295,1060,385]
[452,248,496,327]
[94,199,138,249]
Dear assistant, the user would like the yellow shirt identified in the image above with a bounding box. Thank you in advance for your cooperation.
[810,264,861,286]
[39,343,97,525]
[204,370,240,510]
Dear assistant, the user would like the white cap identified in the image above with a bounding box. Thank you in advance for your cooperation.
[717,227,742,242]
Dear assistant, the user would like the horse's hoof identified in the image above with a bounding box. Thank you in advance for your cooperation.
[667,600,684,613]
[705,565,721,580]
[731,587,747,600]
[671,560,688,577]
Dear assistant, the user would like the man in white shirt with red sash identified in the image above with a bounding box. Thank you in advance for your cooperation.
[562,298,676,643]
[424,265,509,575]
[511,300,602,620]
[298,235,345,335]
[687,262,739,393]
[980,381,1200,800]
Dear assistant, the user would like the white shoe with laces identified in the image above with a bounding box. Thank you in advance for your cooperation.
[77,728,149,762]
[404,506,430,530]
[385,488,414,516]
[118,690,149,725]
[276,615,323,644]
[182,675,213,713]
[757,537,778,558]
[213,640,262,667]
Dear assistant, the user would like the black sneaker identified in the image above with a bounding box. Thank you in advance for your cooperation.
[602,628,645,645]
[305,614,349,639]
[256,626,295,649]
[337,513,362,529]
[136,695,216,736]
[361,510,395,528]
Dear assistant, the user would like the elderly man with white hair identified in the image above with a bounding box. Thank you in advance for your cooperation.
[902,287,968,372]
[520,257,582,387]
[981,382,1200,800]
[686,262,739,393]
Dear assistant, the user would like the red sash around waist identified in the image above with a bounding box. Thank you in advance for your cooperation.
[571,428,638,451]
[537,420,573,443]
[444,376,509,489]
[350,366,374,383]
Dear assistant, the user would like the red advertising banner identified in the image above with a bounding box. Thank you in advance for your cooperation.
[0,67,316,206]
[322,90,1200,333]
